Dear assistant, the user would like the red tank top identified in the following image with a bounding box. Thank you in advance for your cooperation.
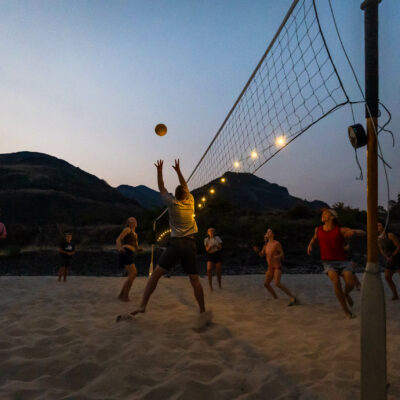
[317,225,348,261]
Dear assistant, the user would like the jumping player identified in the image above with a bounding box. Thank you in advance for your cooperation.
[118,159,211,330]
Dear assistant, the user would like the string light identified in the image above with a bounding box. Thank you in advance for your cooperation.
[233,161,240,169]
[201,197,206,202]
[220,177,226,183]
[275,135,287,148]
[198,203,203,208]
[157,229,171,242]
[251,150,258,159]
[209,188,215,194]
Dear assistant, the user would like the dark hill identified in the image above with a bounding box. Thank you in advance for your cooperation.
[192,171,328,212]
[0,152,142,229]
[117,185,163,209]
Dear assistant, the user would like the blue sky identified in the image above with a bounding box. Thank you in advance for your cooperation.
[0,0,399,209]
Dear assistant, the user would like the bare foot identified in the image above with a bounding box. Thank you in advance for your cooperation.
[116,306,145,323]
[130,306,146,316]
[345,311,356,319]
[118,296,130,302]
[192,310,213,332]
[288,297,300,307]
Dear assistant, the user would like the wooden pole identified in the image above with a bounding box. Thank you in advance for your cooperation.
[360,1,386,399]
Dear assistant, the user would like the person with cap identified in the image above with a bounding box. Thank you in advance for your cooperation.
[307,208,365,319]
[116,217,142,301]
[377,221,400,300]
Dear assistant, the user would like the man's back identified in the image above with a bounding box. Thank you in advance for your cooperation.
[162,192,198,238]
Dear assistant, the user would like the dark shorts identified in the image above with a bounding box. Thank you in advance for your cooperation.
[386,257,400,271]
[61,255,72,268]
[158,237,198,275]
[119,248,135,268]
[207,251,222,263]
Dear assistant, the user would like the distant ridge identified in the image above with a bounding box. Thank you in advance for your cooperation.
[117,185,163,209]
[192,171,328,212]
[0,151,142,226]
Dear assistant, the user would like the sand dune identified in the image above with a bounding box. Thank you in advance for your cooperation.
[0,275,399,400]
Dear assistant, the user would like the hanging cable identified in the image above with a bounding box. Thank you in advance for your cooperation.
[328,0,394,231]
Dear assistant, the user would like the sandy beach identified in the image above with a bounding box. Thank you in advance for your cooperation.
[0,274,399,400]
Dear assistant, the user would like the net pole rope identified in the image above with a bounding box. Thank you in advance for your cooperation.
[186,0,301,184]
[311,0,350,102]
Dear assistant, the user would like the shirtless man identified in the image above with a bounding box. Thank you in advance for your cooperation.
[254,228,298,306]
[307,208,365,318]
[117,159,211,329]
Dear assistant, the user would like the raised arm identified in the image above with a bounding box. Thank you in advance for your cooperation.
[172,159,189,192]
[155,160,168,195]
[307,227,318,256]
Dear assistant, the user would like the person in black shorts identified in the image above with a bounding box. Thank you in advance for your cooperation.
[116,217,142,301]
[118,159,211,329]
[204,228,223,291]
[58,232,75,282]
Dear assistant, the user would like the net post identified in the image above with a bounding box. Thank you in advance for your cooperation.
[149,220,157,277]
[360,1,386,399]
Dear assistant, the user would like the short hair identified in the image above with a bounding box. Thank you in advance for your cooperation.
[175,185,187,201]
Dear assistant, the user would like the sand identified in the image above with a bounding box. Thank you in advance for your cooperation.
[0,274,399,400]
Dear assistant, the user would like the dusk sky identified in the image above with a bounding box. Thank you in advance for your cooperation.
[0,0,399,209]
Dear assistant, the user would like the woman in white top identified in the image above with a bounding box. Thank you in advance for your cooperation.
[204,228,223,291]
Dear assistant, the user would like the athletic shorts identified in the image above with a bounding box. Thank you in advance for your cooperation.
[61,255,72,268]
[207,251,222,263]
[386,256,400,271]
[322,260,353,275]
[119,248,135,268]
[158,237,198,275]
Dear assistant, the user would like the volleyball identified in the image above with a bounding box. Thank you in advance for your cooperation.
[155,123,167,136]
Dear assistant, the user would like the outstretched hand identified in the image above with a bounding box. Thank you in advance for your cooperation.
[172,159,180,172]
[154,160,163,171]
